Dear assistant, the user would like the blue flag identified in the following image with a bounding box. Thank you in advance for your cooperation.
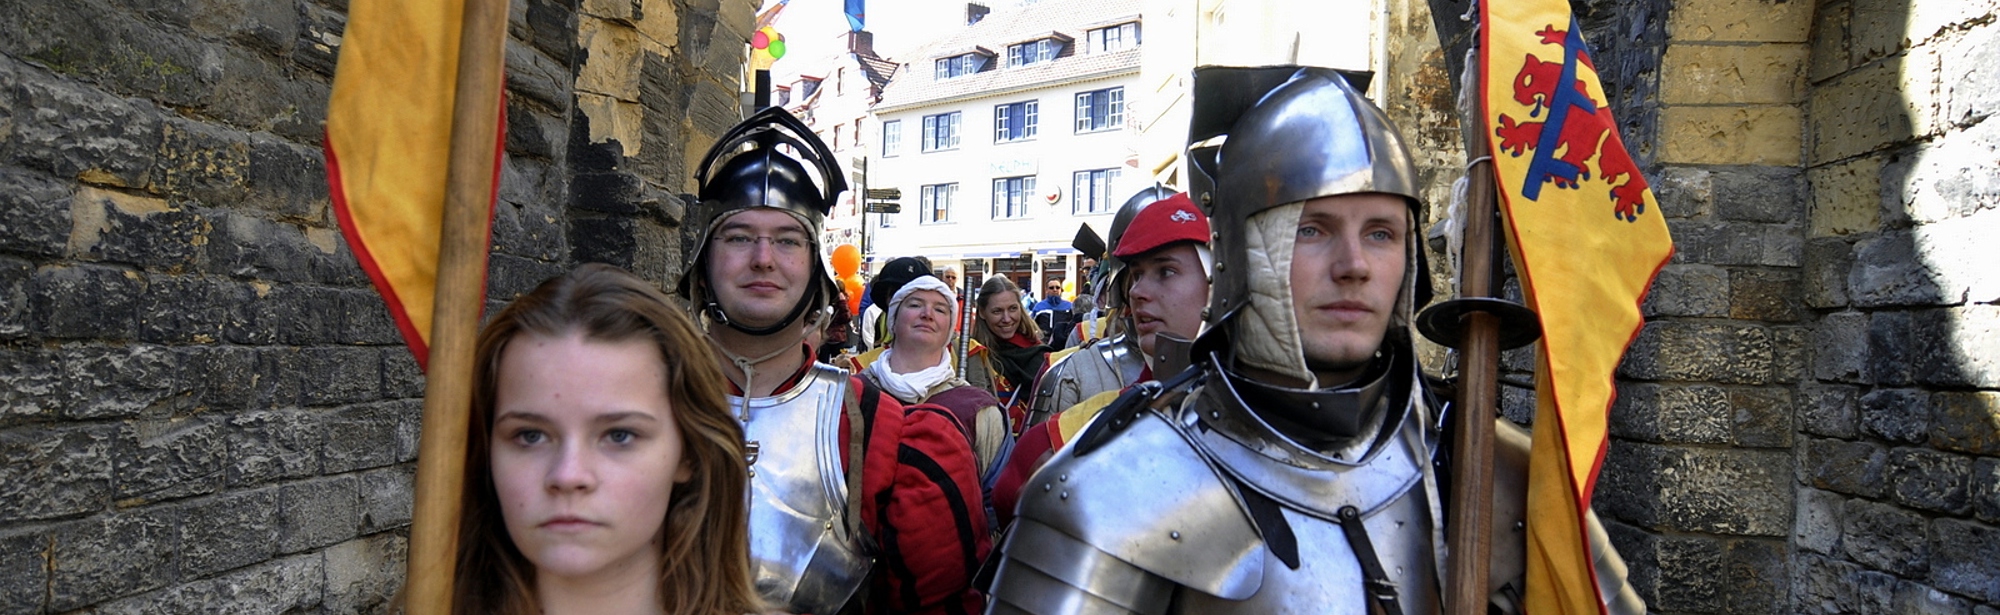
[844,0,864,31]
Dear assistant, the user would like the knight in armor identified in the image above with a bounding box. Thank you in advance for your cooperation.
[991,191,1213,527]
[984,66,1643,615]
[680,107,988,615]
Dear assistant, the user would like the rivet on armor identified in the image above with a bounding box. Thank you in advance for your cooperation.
[826,521,835,530]
[1201,193,1212,204]
[1210,411,1220,419]
[1516,521,1526,531]
[1059,474,1068,482]
[1043,483,1052,492]
[1170,531,1181,540]
[1060,491,1070,500]
[1311,402,1321,410]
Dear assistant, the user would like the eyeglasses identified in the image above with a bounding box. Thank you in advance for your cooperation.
[715,232,810,256]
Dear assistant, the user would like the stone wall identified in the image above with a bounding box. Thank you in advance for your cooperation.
[0,0,754,612]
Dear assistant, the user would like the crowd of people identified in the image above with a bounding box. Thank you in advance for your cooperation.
[439,65,1644,615]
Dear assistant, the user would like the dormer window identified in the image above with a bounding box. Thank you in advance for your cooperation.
[934,53,989,79]
[1007,39,1058,67]
[1087,22,1140,53]
[798,77,821,99]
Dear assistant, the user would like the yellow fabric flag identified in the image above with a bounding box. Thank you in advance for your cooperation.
[325,0,502,370]
[1481,2,1675,613]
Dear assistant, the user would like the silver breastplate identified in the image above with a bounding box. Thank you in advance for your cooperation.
[737,364,873,614]
[1172,372,1445,614]
[1097,335,1147,385]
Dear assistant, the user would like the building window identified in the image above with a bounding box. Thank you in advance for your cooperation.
[921,112,961,152]
[799,78,821,98]
[1075,87,1125,133]
[882,120,901,157]
[1087,23,1140,53]
[921,183,957,224]
[1007,39,1057,67]
[934,54,986,79]
[1073,168,1121,214]
[994,101,1038,142]
[992,176,1036,219]
[832,123,843,150]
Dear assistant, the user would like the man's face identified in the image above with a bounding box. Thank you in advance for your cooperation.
[940,269,959,289]
[703,209,815,329]
[1045,281,1064,300]
[1287,194,1407,381]
[1123,243,1209,359]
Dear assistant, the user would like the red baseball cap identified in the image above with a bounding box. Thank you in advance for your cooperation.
[1111,192,1210,258]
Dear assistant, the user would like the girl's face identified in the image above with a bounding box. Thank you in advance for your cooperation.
[981,290,1023,339]
[892,289,954,355]
[491,332,690,584]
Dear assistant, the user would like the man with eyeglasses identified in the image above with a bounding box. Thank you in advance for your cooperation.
[679,107,988,615]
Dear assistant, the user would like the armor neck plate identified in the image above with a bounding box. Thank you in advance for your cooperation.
[1096,335,1147,384]
[736,364,873,614]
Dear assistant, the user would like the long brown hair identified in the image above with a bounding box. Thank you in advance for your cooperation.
[453,263,761,615]
[972,275,1042,349]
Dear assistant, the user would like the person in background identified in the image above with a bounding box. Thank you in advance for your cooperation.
[453,263,763,615]
[965,275,1052,433]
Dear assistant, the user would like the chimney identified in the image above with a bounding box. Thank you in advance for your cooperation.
[966,3,990,25]
[847,30,876,56]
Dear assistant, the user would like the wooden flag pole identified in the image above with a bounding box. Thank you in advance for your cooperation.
[405,0,509,612]
[1443,118,1505,614]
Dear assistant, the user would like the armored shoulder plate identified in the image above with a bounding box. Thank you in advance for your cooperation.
[1010,409,1267,600]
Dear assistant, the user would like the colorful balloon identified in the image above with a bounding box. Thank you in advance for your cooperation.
[830,244,862,277]
[842,274,865,314]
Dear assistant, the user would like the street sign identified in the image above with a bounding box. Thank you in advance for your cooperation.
[865,188,902,201]
[864,202,901,214]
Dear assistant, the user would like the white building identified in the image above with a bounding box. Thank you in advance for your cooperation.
[864,0,1144,295]
[768,30,899,251]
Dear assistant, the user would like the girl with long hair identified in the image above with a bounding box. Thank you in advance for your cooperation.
[965,275,1052,433]
[451,263,763,615]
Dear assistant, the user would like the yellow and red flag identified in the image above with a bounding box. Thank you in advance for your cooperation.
[1481,1,1674,613]
[325,0,504,370]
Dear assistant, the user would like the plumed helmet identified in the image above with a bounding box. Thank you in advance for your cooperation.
[678,106,849,335]
[1184,65,1431,369]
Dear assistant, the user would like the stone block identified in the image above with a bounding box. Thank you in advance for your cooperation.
[381,349,425,400]
[208,45,330,140]
[1944,23,2000,128]
[360,465,415,531]
[1811,57,1937,164]
[1801,436,1888,498]
[225,283,345,346]
[323,401,413,474]
[114,416,227,502]
[1842,498,1929,576]
[172,488,278,578]
[62,344,183,420]
[1933,391,2000,456]
[48,509,178,611]
[296,1,345,76]
[1660,105,1803,166]
[1851,231,1951,308]
[1799,382,1860,438]
[1887,448,1971,514]
[178,346,257,413]
[1884,122,2000,229]
[0,347,67,422]
[93,552,323,615]
[301,346,382,406]
[1725,537,1789,613]
[1894,580,1973,615]
[137,274,247,344]
[1730,386,1793,447]
[1808,0,1852,82]
[1861,388,1931,443]
[1711,164,1806,223]
[67,185,208,270]
[1668,220,1780,267]
[0,257,27,342]
[1931,518,2000,603]
[1652,535,1724,611]
[243,133,328,219]
[1794,550,1900,614]
[525,0,576,60]
[1668,0,1813,42]
[1652,165,1713,219]
[1796,487,1846,555]
[278,475,359,553]
[336,288,402,346]
[1730,268,1803,322]
[506,38,571,112]
[203,212,332,284]
[0,167,72,258]
[188,0,299,57]
[1620,320,1774,384]
[1809,154,1884,238]
[570,214,639,269]
[1848,0,1916,64]
[1,426,121,524]
[1918,213,2000,305]
[1641,264,1729,318]
[1609,382,1730,444]
[0,525,50,614]
[325,532,408,614]
[1661,42,1806,106]
[32,263,143,340]
[148,118,250,208]
[1912,306,2000,388]
[1812,315,1868,386]
[0,55,164,188]
[1974,458,2000,524]
[1598,441,1792,535]
[1869,310,1914,385]
[225,408,320,486]
[1803,237,1853,308]
[1773,325,1809,383]
[489,252,567,302]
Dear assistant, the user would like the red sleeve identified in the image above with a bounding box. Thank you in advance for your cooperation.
[990,419,1058,529]
[841,377,990,615]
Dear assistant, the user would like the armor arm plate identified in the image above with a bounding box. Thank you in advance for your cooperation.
[987,519,1173,615]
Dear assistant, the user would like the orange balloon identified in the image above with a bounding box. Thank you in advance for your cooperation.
[831,244,862,277]
[842,274,864,314]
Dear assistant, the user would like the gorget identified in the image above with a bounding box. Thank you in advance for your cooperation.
[736,364,873,614]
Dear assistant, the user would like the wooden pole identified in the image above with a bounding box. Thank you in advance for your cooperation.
[1443,147,1504,613]
[404,0,509,612]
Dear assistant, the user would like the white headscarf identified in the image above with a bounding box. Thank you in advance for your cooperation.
[867,275,961,402]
